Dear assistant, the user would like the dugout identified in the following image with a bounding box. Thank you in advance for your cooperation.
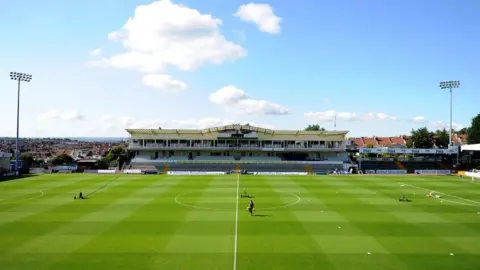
[76,159,100,170]
[357,147,458,173]
[0,152,12,176]
[461,144,480,170]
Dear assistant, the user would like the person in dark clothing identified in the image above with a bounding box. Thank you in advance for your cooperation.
[247,200,255,216]
[79,192,84,199]
[398,192,410,202]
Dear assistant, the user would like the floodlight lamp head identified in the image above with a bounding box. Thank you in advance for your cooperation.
[10,72,32,82]
[439,80,460,89]
[10,72,19,80]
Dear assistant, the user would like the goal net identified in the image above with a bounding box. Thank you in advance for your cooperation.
[472,170,480,181]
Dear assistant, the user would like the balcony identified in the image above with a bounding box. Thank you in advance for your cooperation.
[129,143,345,152]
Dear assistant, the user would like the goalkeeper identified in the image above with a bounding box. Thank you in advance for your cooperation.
[247,200,255,216]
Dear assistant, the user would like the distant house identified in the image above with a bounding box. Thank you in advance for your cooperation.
[349,136,407,149]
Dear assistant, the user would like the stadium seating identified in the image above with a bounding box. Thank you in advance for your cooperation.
[169,143,188,148]
[193,143,213,148]
[310,144,328,149]
[285,144,306,149]
[401,161,444,173]
[360,161,398,171]
[169,156,189,160]
[264,144,282,148]
[323,156,347,162]
[128,164,158,170]
[194,156,235,161]
[240,156,281,161]
[161,162,341,173]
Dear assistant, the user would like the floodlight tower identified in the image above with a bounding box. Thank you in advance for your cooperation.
[439,80,460,148]
[10,72,32,175]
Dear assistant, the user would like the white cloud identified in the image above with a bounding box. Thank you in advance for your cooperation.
[367,112,396,121]
[412,116,426,123]
[235,3,281,34]
[304,111,396,122]
[91,0,246,74]
[430,120,467,130]
[304,110,359,122]
[90,48,102,56]
[141,74,187,91]
[38,110,59,121]
[38,110,85,121]
[209,85,289,115]
[100,114,114,122]
[59,110,86,121]
[120,116,274,130]
[120,116,137,127]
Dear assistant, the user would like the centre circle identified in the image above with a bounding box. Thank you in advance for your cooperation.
[174,188,301,211]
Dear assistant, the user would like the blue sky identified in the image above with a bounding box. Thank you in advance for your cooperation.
[1,0,479,138]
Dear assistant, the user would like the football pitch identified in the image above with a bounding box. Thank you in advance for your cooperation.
[1,174,480,270]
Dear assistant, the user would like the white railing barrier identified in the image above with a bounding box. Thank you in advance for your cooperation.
[123,169,142,174]
[167,171,226,175]
[252,172,308,175]
[414,170,451,175]
[98,170,116,174]
[376,169,407,174]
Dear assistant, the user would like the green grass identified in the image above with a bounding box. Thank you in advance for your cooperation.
[1,174,480,270]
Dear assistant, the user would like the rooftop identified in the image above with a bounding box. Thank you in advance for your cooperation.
[126,124,349,136]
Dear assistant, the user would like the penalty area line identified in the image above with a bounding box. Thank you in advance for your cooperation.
[0,190,44,205]
[399,182,480,206]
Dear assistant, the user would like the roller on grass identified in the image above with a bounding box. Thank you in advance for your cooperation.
[74,176,119,200]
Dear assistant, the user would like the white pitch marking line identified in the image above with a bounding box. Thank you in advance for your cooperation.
[0,190,44,205]
[233,173,240,270]
[436,197,478,207]
[175,189,300,211]
[399,182,480,206]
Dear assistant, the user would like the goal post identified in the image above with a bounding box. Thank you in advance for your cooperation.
[465,170,480,181]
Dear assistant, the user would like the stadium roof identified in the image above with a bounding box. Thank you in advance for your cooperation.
[126,124,348,136]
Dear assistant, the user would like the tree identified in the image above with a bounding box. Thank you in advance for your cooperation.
[105,146,125,162]
[467,113,480,144]
[20,153,35,168]
[51,154,75,165]
[434,129,449,148]
[456,127,468,135]
[406,127,434,148]
[305,124,325,131]
[11,153,35,174]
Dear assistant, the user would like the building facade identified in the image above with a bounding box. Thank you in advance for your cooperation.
[127,124,349,162]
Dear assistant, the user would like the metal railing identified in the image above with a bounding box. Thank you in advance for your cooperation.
[130,159,345,165]
[129,143,346,151]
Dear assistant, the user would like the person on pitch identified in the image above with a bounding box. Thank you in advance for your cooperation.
[247,199,255,216]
